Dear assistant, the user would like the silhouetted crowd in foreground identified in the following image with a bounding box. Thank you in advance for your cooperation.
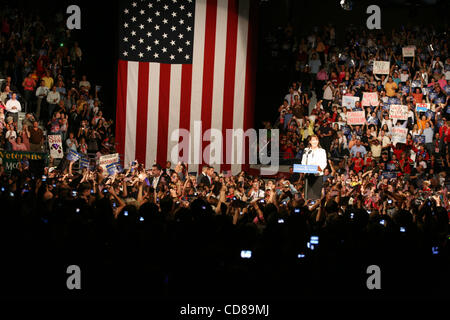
[0,158,448,299]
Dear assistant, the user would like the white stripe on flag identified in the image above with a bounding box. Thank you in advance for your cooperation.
[125,61,139,166]
[188,0,208,173]
[146,62,160,168]
[231,0,249,175]
[167,64,182,163]
[209,0,228,172]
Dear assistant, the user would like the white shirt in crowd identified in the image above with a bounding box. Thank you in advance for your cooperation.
[36,86,49,98]
[79,80,91,88]
[47,91,61,104]
[5,99,21,113]
[249,189,265,200]
[323,85,334,100]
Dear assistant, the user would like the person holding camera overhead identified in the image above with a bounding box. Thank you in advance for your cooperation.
[301,135,328,200]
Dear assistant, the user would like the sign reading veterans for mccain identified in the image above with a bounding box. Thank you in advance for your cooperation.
[373,61,390,74]
[0,150,47,172]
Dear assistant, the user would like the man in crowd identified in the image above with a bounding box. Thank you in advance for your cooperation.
[5,93,21,124]
[29,120,44,152]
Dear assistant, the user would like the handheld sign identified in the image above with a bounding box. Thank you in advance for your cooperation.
[413,135,425,144]
[402,47,415,57]
[347,111,366,125]
[416,103,430,112]
[392,127,408,145]
[67,149,81,162]
[373,61,390,74]
[362,92,379,107]
[342,95,360,109]
[48,135,63,159]
[80,155,89,168]
[389,105,408,120]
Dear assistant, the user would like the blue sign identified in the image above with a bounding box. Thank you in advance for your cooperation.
[444,85,450,95]
[67,149,81,162]
[388,97,401,105]
[382,171,398,179]
[416,107,427,112]
[80,155,89,168]
[106,163,120,176]
[413,135,425,144]
[293,164,319,174]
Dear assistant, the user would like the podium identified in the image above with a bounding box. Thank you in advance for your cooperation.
[293,164,318,174]
[293,164,321,200]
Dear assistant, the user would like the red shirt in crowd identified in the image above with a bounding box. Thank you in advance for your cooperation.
[352,157,364,173]
[399,158,412,174]
[439,124,450,143]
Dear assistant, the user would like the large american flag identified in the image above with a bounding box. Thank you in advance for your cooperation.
[115,0,257,174]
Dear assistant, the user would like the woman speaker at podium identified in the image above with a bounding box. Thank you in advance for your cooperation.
[301,135,327,200]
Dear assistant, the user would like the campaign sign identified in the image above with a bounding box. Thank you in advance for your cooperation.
[342,95,360,109]
[392,127,408,145]
[67,149,81,162]
[346,111,366,125]
[362,92,379,107]
[99,153,120,171]
[106,162,120,176]
[388,97,401,105]
[48,135,63,159]
[373,61,390,74]
[402,47,415,57]
[389,105,408,120]
[293,164,318,174]
[80,155,90,168]
[382,171,398,179]
[416,103,430,112]
[413,135,425,144]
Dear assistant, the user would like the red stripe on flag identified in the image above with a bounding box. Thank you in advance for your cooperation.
[156,63,172,167]
[220,0,238,174]
[135,62,149,165]
[242,0,258,173]
[200,0,218,169]
[115,60,128,164]
[179,64,193,161]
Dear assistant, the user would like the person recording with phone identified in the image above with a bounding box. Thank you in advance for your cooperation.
[301,135,327,200]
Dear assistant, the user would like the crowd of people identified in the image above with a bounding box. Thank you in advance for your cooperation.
[0,9,448,298]
[0,7,115,159]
